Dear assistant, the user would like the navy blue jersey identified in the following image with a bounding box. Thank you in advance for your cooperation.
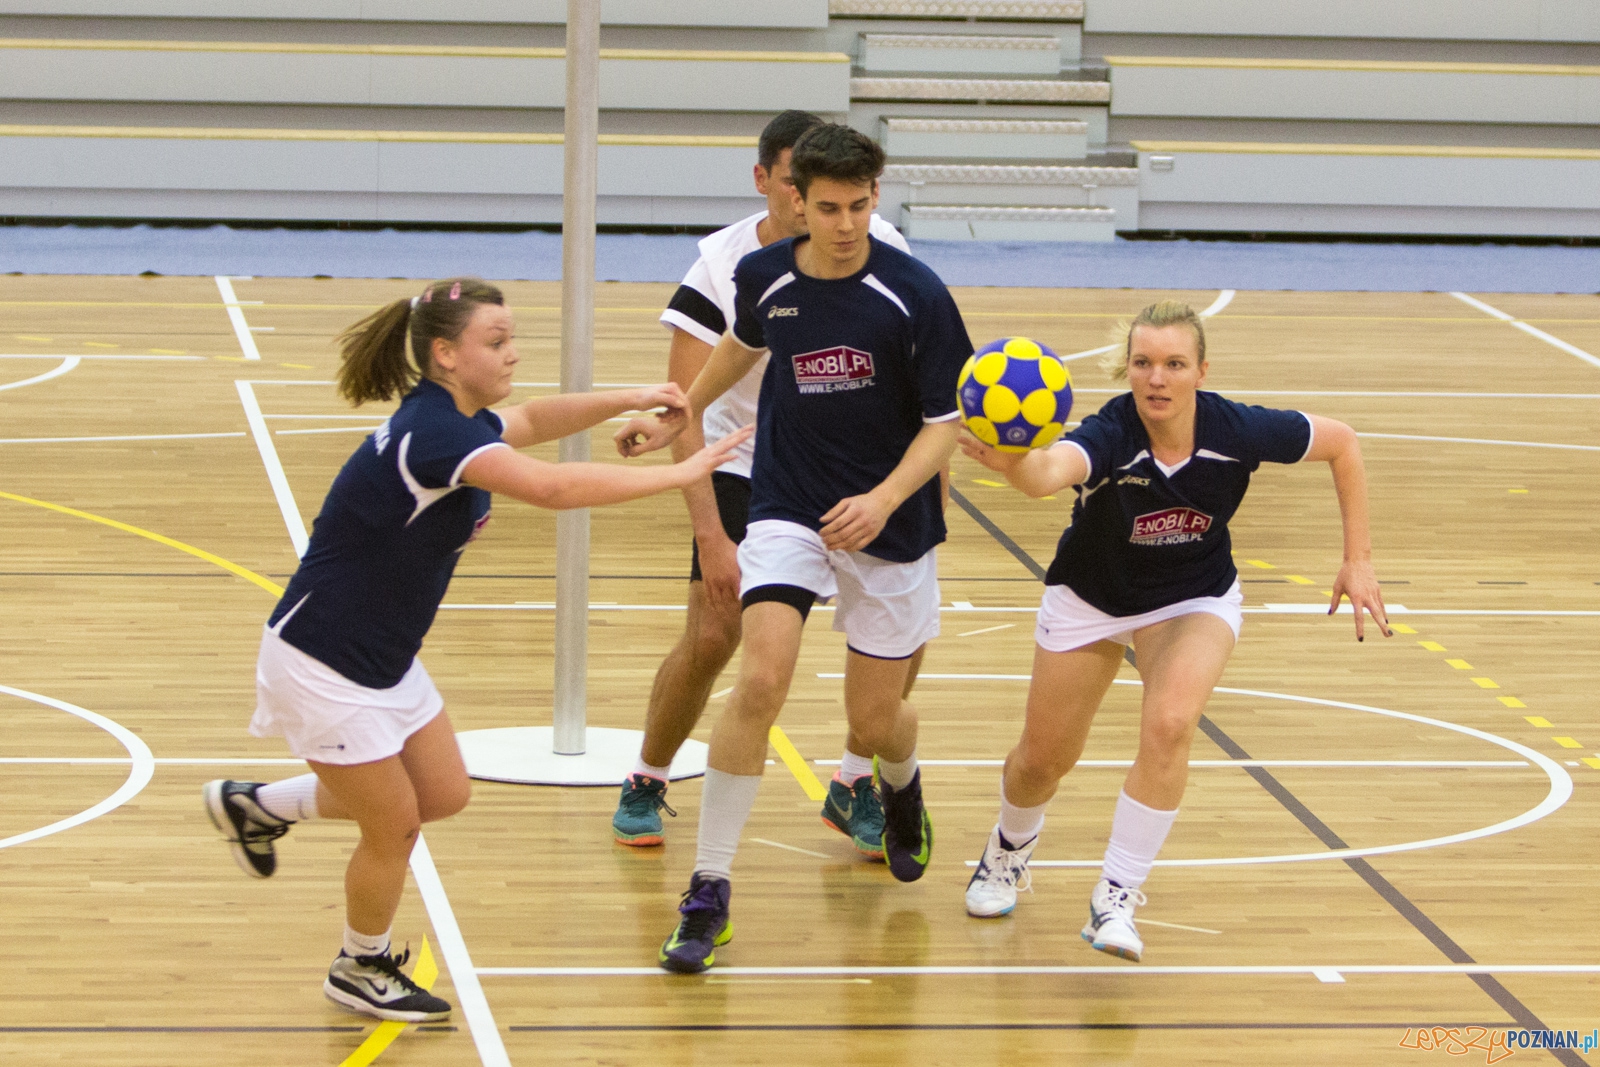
[1045,391,1312,615]
[730,235,973,563]
[268,378,508,688]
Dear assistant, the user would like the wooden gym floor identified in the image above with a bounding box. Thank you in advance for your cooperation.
[1,276,1597,1067]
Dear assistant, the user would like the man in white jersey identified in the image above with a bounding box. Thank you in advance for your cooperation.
[611,111,912,855]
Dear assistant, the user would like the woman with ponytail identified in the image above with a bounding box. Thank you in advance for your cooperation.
[203,277,749,1022]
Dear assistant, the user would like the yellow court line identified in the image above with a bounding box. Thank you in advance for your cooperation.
[769,726,828,802]
[0,490,284,596]
[337,937,439,1067]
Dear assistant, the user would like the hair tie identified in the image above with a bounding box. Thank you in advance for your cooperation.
[422,287,433,303]
[409,296,419,310]
[448,282,462,300]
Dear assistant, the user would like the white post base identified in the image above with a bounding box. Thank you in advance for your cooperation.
[456,726,708,786]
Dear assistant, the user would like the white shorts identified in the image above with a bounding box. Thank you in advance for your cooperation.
[1034,580,1244,653]
[738,519,940,660]
[249,626,445,765]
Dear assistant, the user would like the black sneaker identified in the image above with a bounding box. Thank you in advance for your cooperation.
[658,873,732,974]
[203,779,290,878]
[879,768,932,883]
[324,947,452,1022]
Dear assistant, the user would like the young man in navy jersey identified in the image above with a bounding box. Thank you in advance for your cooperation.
[611,110,913,856]
[616,123,974,973]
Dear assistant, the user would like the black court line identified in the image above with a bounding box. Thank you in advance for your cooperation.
[957,491,1585,1067]
[949,487,1047,581]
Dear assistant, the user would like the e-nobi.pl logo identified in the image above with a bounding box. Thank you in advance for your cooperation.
[792,346,875,394]
[1130,506,1212,546]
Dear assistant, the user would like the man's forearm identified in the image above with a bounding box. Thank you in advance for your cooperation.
[872,420,960,511]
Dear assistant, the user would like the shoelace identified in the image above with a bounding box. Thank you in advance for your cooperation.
[988,848,1033,895]
[1102,885,1148,915]
[623,779,677,819]
[241,821,289,847]
[850,779,884,834]
[674,885,725,942]
[357,947,427,995]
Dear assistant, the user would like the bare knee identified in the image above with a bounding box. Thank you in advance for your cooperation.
[1138,714,1196,765]
[1013,738,1078,785]
[418,776,471,823]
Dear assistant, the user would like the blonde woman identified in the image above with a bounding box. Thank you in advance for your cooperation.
[203,277,748,1020]
[959,301,1388,961]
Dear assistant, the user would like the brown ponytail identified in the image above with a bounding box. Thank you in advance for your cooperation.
[335,276,506,405]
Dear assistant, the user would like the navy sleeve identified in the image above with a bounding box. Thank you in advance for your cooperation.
[1230,401,1313,466]
[913,284,974,420]
[730,255,768,351]
[1061,406,1124,486]
[404,411,508,489]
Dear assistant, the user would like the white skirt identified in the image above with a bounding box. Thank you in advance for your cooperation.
[249,626,444,765]
[1034,580,1244,653]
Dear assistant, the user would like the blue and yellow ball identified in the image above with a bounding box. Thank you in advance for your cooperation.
[957,337,1073,452]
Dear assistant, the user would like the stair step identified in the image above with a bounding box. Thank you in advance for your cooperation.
[832,0,1084,20]
[880,116,1088,159]
[883,161,1137,186]
[903,203,1116,241]
[860,33,1062,75]
[851,75,1109,104]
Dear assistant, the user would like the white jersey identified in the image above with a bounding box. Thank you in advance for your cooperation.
[658,210,910,477]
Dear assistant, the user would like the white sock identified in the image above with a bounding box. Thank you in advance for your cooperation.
[877,748,918,791]
[837,750,874,783]
[1100,790,1179,890]
[693,769,762,880]
[998,782,1047,847]
[257,774,320,822]
[344,924,391,959]
[633,758,672,782]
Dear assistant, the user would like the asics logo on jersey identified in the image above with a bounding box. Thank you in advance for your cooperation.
[1130,507,1212,546]
[1118,475,1151,486]
[792,346,876,395]
[767,306,799,318]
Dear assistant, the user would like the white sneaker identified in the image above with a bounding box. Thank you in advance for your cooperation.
[1080,878,1147,961]
[965,825,1036,918]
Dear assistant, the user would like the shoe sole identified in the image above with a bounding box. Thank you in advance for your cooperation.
[819,815,884,859]
[202,780,271,880]
[966,899,1015,918]
[657,923,733,974]
[323,980,451,1022]
[1081,929,1141,962]
[612,828,664,847]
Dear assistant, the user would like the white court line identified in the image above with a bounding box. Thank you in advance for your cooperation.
[478,962,1600,979]
[0,353,203,361]
[811,755,1528,769]
[276,425,382,436]
[0,431,245,445]
[752,837,831,859]
[0,757,305,765]
[1450,291,1600,369]
[409,835,511,1067]
[0,355,78,392]
[214,276,261,361]
[235,380,309,557]
[0,684,155,851]
[436,603,1600,618]
[1357,431,1600,453]
[1198,289,1235,318]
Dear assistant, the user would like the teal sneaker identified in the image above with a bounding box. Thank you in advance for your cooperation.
[820,775,885,858]
[879,768,932,883]
[659,873,732,973]
[612,774,675,847]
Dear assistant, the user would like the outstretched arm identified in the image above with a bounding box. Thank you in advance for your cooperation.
[613,332,764,457]
[956,432,1090,498]
[820,419,961,553]
[462,425,753,510]
[1304,414,1391,641]
[495,385,689,450]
